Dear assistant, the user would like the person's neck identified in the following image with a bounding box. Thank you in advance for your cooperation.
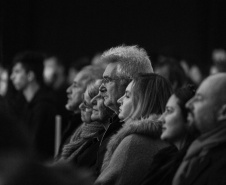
[23,82,40,102]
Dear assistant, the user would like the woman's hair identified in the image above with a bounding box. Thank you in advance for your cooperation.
[174,84,198,148]
[128,73,173,120]
[174,84,196,121]
[86,79,102,99]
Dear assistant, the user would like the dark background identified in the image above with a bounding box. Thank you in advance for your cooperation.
[1,0,226,75]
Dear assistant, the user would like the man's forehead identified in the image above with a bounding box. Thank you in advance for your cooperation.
[197,74,226,98]
[103,63,117,77]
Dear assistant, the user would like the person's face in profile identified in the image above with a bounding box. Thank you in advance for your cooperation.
[66,71,87,112]
[10,63,29,91]
[79,90,93,124]
[117,81,133,121]
[99,63,126,114]
[91,93,113,122]
[161,95,187,144]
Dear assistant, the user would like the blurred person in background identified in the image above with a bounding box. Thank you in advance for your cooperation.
[67,57,90,85]
[43,55,70,136]
[210,48,226,74]
[154,57,190,90]
[0,96,94,185]
[61,64,106,154]
[10,51,57,161]
[0,64,9,96]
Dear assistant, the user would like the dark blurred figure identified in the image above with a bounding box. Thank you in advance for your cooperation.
[154,57,189,90]
[43,55,70,134]
[60,65,105,155]
[10,51,57,161]
[0,64,9,96]
[0,96,94,185]
[67,57,90,85]
[210,48,226,74]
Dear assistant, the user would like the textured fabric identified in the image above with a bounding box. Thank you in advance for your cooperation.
[95,115,169,185]
[173,125,226,185]
[59,122,104,161]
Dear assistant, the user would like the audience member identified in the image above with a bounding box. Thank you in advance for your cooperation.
[173,73,226,185]
[57,79,113,171]
[10,51,57,161]
[0,64,9,96]
[210,49,226,74]
[43,55,70,132]
[93,45,154,177]
[0,96,94,185]
[154,57,189,90]
[61,65,105,153]
[140,85,198,185]
[95,73,172,185]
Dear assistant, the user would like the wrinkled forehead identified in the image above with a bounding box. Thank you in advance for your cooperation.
[103,63,118,78]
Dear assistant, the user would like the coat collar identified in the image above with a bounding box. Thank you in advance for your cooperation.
[101,114,162,171]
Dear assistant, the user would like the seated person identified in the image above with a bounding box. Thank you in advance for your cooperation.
[95,73,172,185]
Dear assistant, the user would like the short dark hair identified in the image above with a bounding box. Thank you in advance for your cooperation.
[13,51,45,85]
[174,84,196,121]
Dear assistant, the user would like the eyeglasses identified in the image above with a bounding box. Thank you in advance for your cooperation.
[102,77,129,85]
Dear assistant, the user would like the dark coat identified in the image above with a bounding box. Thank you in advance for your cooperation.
[94,114,123,178]
[178,142,226,185]
[23,87,57,161]
[95,115,169,185]
[140,146,182,185]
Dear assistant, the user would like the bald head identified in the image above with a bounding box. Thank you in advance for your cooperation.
[201,73,226,104]
[186,73,226,133]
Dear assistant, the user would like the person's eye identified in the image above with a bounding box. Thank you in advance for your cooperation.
[165,107,173,114]
[125,94,130,98]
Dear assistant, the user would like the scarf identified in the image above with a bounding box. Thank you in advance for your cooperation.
[172,124,226,185]
[59,121,105,161]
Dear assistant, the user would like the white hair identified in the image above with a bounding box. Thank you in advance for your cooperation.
[101,45,153,79]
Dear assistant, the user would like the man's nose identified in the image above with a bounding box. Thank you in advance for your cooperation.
[99,84,107,93]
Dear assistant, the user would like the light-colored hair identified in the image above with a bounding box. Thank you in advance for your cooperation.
[101,45,153,80]
[127,73,172,120]
[86,79,102,99]
[78,64,105,90]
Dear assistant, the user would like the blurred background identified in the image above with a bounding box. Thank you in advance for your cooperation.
[1,0,226,77]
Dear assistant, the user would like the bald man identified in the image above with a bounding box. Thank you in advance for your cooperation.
[173,73,226,185]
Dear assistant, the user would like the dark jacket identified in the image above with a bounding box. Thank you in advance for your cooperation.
[95,115,169,185]
[140,146,182,185]
[94,114,123,178]
[23,87,57,161]
[178,142,226,185]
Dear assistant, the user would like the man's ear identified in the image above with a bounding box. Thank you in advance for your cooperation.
[217,104,226,122]
[27,71,35,82]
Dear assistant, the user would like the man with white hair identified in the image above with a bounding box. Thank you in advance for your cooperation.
[94,45,154,177]
[173,73,226,185]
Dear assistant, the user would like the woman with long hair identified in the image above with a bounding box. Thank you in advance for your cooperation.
[95,73,173,185]
[140,85,199,185]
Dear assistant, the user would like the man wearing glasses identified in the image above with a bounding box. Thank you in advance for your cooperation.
[93,45,154,178]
